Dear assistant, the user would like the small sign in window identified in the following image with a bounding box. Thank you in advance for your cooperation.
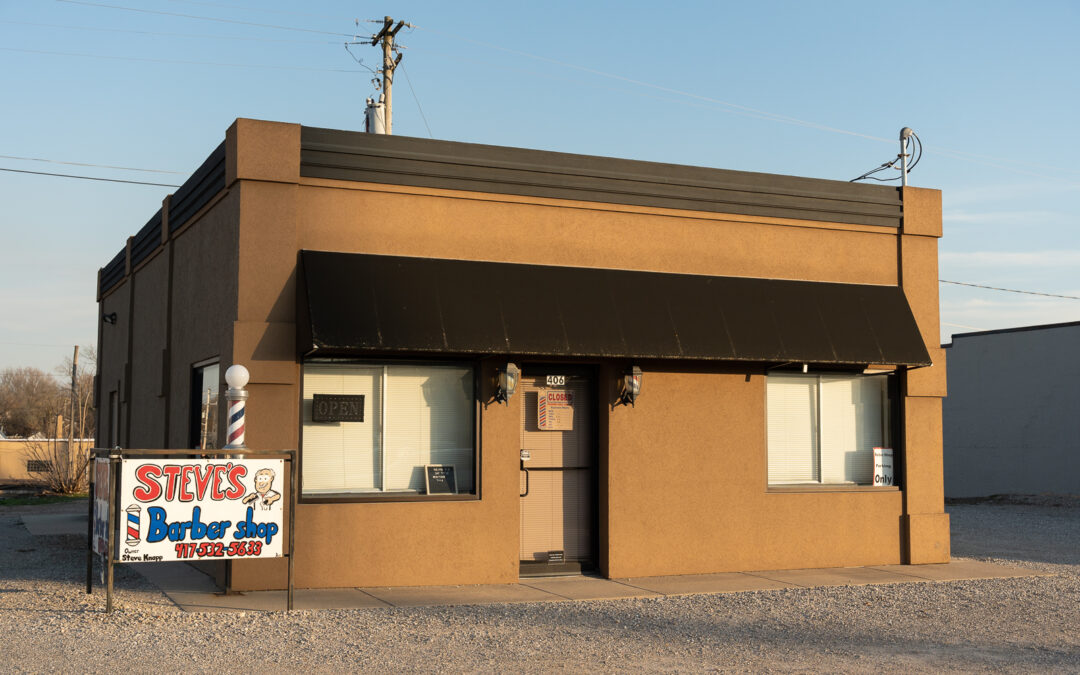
[425,465,457,494]
[312,394,365,423]
[538,390,574,431]
[873,447,894,486]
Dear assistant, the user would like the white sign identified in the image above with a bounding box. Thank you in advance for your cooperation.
[117,459,284,563]
[873,447,894,486]
[545,375,566,386]
[538,390,574,431]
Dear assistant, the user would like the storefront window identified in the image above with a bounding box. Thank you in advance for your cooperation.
[767,372,894,485]
[301,362,475,497]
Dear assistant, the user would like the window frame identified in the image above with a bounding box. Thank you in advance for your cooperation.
[188,358,220,451]
[298,357,481,504]
[765,368,901,492]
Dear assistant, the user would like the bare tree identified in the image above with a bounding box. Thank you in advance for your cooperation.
[24,436,91,494]
[0,367,64,438]
[3,348,97,494]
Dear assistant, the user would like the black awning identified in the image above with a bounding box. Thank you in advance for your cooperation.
[297,251,932,366]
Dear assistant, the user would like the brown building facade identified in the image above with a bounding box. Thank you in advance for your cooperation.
[96,118,948,590]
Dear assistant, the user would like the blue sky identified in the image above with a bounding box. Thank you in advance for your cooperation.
[2,0,1079,374]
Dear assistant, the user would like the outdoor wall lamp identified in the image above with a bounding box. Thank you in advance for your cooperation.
[102,312,117,325]
[495,362,520,404]
[616,366,642,406]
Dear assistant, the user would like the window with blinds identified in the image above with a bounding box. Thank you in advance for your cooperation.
[302,362,475,497]
[767,372,892,485]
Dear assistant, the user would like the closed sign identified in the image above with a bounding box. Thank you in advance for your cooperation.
[538,390,573,431]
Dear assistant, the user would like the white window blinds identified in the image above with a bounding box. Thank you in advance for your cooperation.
[767,373,890,485]
[383,365,474,492]
[820,375,885,484]
[302,365,382,494]
[767,375,820,483]
[302,362,474,496]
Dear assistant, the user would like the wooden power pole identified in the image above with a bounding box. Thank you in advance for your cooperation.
[370,16,407,134]
[68,345,78,480]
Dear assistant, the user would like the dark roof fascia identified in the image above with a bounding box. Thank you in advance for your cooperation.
[299,127,902,228]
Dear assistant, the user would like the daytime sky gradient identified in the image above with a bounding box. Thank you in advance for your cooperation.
[2,0,1078,374]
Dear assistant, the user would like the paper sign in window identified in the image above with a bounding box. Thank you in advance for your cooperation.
[538,390,573,431]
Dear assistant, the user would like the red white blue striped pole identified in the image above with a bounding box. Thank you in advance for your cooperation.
[224,364,250,451]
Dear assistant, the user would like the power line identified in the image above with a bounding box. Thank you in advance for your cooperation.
[404,26,1080,182]
[0,154,183,175]
[166,0,351,23]
[0,47,363,74]
[0,167,180,187]
[40,2,1080,182]
[939,279,1080,301]
[0,19,340,45]
[55,0,355,37]
[399,62,432,139]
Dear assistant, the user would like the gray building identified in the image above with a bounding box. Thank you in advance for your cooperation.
[943,321,1080,497]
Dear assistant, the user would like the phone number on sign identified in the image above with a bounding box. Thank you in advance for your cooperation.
[173,541,264,559]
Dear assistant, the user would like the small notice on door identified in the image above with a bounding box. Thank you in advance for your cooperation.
[538,390,573,431]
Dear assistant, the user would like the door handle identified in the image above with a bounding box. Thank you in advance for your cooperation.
[519,459,529,498]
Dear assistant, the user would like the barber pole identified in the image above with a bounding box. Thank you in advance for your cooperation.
[125,504,141,546]
[224,365,250,450]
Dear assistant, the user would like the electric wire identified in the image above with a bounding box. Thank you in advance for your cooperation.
[0,47,364,73]
[55,0,355,37]
[851,132,923,182]
[400,63,433,139]
[52,1,1076,180]
[939,279,1080,301]
[0,19,339,44]
[0,154,183,175]
[0,167,180,187]
[165,0,351,23]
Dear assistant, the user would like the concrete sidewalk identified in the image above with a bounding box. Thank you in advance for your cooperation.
[22,512,1051,613]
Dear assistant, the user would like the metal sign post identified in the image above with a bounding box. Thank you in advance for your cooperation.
[106,452,118,613]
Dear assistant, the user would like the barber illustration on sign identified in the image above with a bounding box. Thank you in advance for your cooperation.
[242,468,281,510]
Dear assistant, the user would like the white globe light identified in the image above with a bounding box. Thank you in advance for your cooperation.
[225,364,250,389]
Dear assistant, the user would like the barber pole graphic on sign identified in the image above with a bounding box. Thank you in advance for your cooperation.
[125,504,141,546]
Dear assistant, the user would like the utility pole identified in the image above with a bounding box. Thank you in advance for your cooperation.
[370,16,407,134]
[68,345,78,481]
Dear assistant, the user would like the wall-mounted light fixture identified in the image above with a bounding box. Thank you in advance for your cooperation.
[617,366,642,406]
[103,312,118,325]
[495,362,520,404]
[802,363,808,374]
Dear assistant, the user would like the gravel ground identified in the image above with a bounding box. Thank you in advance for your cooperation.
[1,497,1078,673]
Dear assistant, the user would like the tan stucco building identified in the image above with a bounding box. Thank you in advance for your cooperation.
[96,118,948,591]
